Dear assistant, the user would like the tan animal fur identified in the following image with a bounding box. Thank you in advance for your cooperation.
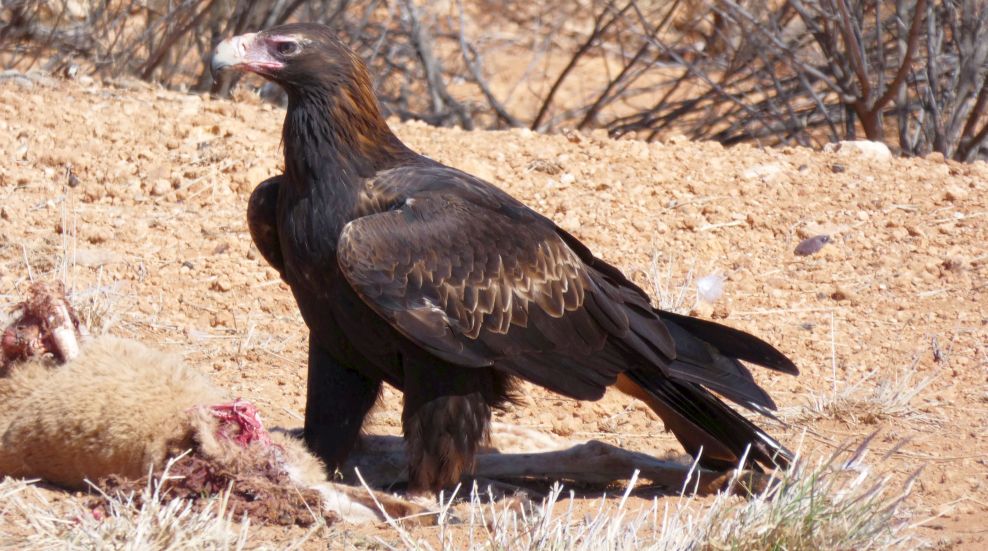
[0,333,426,524]
[0,336,224,487]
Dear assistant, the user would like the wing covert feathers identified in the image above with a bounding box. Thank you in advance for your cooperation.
[337,191,653,399]
[336,167,796,467]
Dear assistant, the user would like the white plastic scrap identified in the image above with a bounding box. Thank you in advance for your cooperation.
[696,272,725,304]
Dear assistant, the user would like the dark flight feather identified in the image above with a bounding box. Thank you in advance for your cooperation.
[621,371,790,471]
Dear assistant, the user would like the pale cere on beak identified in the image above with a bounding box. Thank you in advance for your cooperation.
[211,32,264,77]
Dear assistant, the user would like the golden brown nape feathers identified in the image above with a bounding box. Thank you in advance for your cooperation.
[0,283,426,525]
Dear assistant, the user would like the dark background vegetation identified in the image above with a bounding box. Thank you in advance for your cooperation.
[2,0,986,161]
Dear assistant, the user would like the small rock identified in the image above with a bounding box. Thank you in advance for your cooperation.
[681,216,701,231]
[741,163,784,181]
[0,71,34,89]
[689,301,714,318]
[830,285,856,302]
[711,303,730,319]
[830,163,846,173]
[150,179,171,196]
[943,184,969,202]
[823,140,892,161]
[905,224,926,238]
[527,158,562,175]
[61,63,79,79]
[794,235,830,256]
[560,212,581,232]
[942,255,969,272]
[244,165,271,190]
[211,278,233,292]
[74,248,122,267]
[86,227,114,244]
[550,417,578,437]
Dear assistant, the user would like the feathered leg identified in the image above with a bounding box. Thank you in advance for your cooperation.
[304,336,382,476]
[401,355,508,493]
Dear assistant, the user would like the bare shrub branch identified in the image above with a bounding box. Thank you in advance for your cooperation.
[1,0,986,160]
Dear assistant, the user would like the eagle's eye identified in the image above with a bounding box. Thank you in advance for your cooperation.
[275,41,300,57]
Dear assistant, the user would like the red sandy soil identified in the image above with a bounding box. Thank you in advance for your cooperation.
[0,72,985,548]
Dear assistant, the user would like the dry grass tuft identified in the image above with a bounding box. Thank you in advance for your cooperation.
[358,437,921,550]
[697,437,923,550]
[0,455,255,550]
[0,453,329,549]
[785,359,938,426]
[642,251,697,315]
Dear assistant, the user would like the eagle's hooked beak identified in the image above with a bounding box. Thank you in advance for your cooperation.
[211,32,283,78]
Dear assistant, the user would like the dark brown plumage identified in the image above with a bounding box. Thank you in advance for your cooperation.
[212,23,799,493]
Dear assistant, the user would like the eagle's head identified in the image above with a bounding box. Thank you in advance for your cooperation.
[211,23,369,98]
[210,23,410,173]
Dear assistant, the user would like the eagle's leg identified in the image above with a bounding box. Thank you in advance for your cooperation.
[246,175,285,277]
[304,336,382,476]
[400,359,495,494]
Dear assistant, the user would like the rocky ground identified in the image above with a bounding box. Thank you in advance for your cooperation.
[0,72,985,548]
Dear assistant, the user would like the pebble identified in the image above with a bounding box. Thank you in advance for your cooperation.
[560,212,581,232]
[73,248,122,267]
[831,285,856,301]
[794,234,830,256]
[944,184,969,202]
[741,162,784,182]
[211,278,233,292]
[942,255,969,272]
[823,140,892,161]
[150,179,171,196]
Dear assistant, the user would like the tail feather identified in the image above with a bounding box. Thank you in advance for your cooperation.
[657,311,798,375]
[556,231,797,472]
[658,319,779,412]
[617,372,792,472]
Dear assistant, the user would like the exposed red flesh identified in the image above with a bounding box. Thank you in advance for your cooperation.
[208,398,273,448]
